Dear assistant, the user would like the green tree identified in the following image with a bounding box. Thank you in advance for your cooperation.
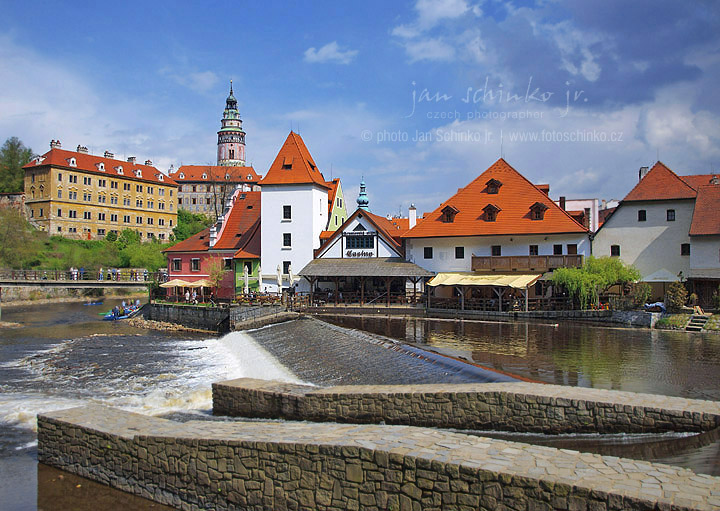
[0,207,43,268]
[173,209,212,241]
[0,137,33,193]
[552,256,641,309]
[206,256,228,293]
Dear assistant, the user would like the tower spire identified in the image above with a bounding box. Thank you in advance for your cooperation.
[357,178,370,211]
[230,79,233,95]
[217,81,246,166]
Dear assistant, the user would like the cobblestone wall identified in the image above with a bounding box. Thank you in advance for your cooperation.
[38,405,720,511]
[213,379,720,434]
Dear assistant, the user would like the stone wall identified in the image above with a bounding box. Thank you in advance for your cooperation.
[146,303,230,332]
[611,310,662,328]
[38,404,720,511]
[213,379,720,434]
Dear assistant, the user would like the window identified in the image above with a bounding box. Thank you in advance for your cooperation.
[172,259,181,271]
[283,261,291,274]
[158,218,165,226]
[455,246,464,259]
[483,204,501,222]
[69,175,78,183]
[491,245,501,256]
[147,187,153,194]
[83,211,92,220]
[58,173,62,182]
[229,149,235,159]
[69,191,77,200]
[191,258,200,271]
[98,213,105,221]
[192,185,197,192]
[337,198,342,207]
[99,179,107,187]
[110,196,118,205]
[638,210,646,222]
[529,245,539,256]
[111,214,118,222]
[667,209,675,221]
[147,217,153,225]
[136,185,143,192]
[424,247,433,259]
[159,188,164,196]
[283,233,292,247]
[136,199,143,208]
[224,258,232,270]
[346,235,374,249]
[57,227,62,232]
[39,208,43,217]
[136,216,143,224]
[553,244,563,255]
[57,209,62,217]
[97,229,105,236]
[486,178,502,194]
[123,183,130,191]
[681,243,690,256]
[83,176,91,185]
[283,205,292,220]
[567,244,578,255]
[441,205,458,223]
[57,190,62,198]
[610,245,620,257]
[69,210,77,219]
[123,215,130,223]
[111,181,118,189]
[530,202,548,220]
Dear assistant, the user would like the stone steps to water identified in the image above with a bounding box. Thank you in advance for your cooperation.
[686,314,711,332]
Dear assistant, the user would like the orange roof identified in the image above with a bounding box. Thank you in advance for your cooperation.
[164,228,211,253]
[174,165,260,183]
[403,158,588,239]
[319,230,334,241]
[212,191,261,251]
[682,174,719,190]
[24,148,177,187]
[233,219,261,259]
[326,178,340,214]
[623,162,697,201]
[259,132,330,189]
[690,185,720,236]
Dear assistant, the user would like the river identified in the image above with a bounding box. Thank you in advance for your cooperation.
[1,304,719,509]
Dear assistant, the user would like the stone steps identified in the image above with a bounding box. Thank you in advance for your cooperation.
[686,314,711,331]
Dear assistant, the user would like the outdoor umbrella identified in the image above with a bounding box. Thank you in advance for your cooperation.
[243,265,249,295]
[276,264,283,293]
[288,264,294,288]
[257,266,263,293]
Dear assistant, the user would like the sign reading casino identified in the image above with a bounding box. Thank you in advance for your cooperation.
[346,250,374,258]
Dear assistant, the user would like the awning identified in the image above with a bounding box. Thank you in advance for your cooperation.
[160,279,192,288]
[187,279,213,288]
[427,272,542,288]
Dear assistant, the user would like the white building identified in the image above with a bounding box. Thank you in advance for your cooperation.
[259,132,330,293]
[593,162,720,305]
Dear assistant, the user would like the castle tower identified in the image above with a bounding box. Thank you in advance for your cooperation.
[217,80,246,166]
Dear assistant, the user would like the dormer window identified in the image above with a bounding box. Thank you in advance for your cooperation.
[202,173,207,179]
[67,158,77,167]
[135,169,142,178]
[485,178,503,194]
[157,174,164,181]
[247,174,253,180]
[179,172,185,179]
[440,205,459,223]
[282,156,293,169]
[225,174,230,180]
[482,204,501,222]
[530,202,549,220]
[96,162,106,172]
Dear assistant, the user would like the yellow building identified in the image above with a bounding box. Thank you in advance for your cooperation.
[23,140,178,240]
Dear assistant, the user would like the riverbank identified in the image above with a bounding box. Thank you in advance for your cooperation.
[124,316,215,334]
[1,291,146,308]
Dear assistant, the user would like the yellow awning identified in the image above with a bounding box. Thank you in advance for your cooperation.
[427,272,541,288]
[160,279,192,288]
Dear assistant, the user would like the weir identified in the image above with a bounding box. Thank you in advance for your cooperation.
[37,380,720,511]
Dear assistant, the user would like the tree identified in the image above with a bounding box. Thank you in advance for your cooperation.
[173,209,212,241]
[0,207,42,268]
[206,256,228,294]
[0,137,33,193]
[552,256,641,309]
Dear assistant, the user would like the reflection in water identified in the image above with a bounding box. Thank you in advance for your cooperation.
[320,314,720,476]
[323,315,720,401]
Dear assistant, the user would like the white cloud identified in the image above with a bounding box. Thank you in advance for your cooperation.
[404,38,456,63]
[159,68,219,93]
[304,41,358,65]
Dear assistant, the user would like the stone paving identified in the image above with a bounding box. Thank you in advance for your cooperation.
[39,404,720,510]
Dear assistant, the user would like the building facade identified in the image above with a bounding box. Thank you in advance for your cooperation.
[172,165,261,218]
[23,141,177,240]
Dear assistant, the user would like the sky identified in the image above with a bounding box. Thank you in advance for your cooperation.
[1,0,719,217]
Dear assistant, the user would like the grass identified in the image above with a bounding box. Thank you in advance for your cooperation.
[655,314,691,330]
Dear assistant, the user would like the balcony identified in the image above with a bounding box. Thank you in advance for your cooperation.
[471,254,583,273]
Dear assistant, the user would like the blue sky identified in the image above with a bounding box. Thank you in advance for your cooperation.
[2,0,719,217]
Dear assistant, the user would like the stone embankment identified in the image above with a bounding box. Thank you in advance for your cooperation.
[38,403,720,511]
[214,379,720,435]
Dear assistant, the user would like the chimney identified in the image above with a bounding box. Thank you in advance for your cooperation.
[537,184,550,196]
[104,150,114,159]
[168,164,175,174]
[601,199,607,209]
[76,145,88,154]
[145,159,153,166]
[639,166,649,181]
[559,196,566,211]
[50,140,61,149]
[127,156,136,164]
[409,204,417,229]
[711,175,719,185]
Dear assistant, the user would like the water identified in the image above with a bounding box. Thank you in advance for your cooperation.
[0,299,303,510]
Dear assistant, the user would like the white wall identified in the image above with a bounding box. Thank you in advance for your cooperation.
[405,234,590,273]
[260,184,327,293]
[690,236,720,279]
[317,213,401,259]
[558,198,599,232]
[592,200,694,280]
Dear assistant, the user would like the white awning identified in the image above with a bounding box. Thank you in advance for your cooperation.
[642,269,681,283]
[427,273,542,288]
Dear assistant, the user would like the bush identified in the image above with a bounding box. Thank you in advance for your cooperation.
[665,282,688,312]
[629,282,652,308]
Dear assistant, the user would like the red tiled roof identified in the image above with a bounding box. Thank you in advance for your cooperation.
[319,230,334,241]
[24,148,177,187]
[682,174,719,190]
[365,211,406,247]
[690,185,720,236]
[233,219,261,259]
[623,162,697,201]
[164,228,211,253]
[259,132,330,189]
[212,191,261,250]
[314,209,404,257]
[403,158,587,239]
[326,178,340,215]
[174,165,261,182]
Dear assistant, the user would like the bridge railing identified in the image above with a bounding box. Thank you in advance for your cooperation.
[0,269,168,283]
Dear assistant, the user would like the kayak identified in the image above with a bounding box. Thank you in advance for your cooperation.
[84,301,104,306]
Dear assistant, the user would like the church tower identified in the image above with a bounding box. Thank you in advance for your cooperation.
[217,81,246,166]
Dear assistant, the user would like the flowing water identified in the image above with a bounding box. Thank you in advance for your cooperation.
[1,304,719,510]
